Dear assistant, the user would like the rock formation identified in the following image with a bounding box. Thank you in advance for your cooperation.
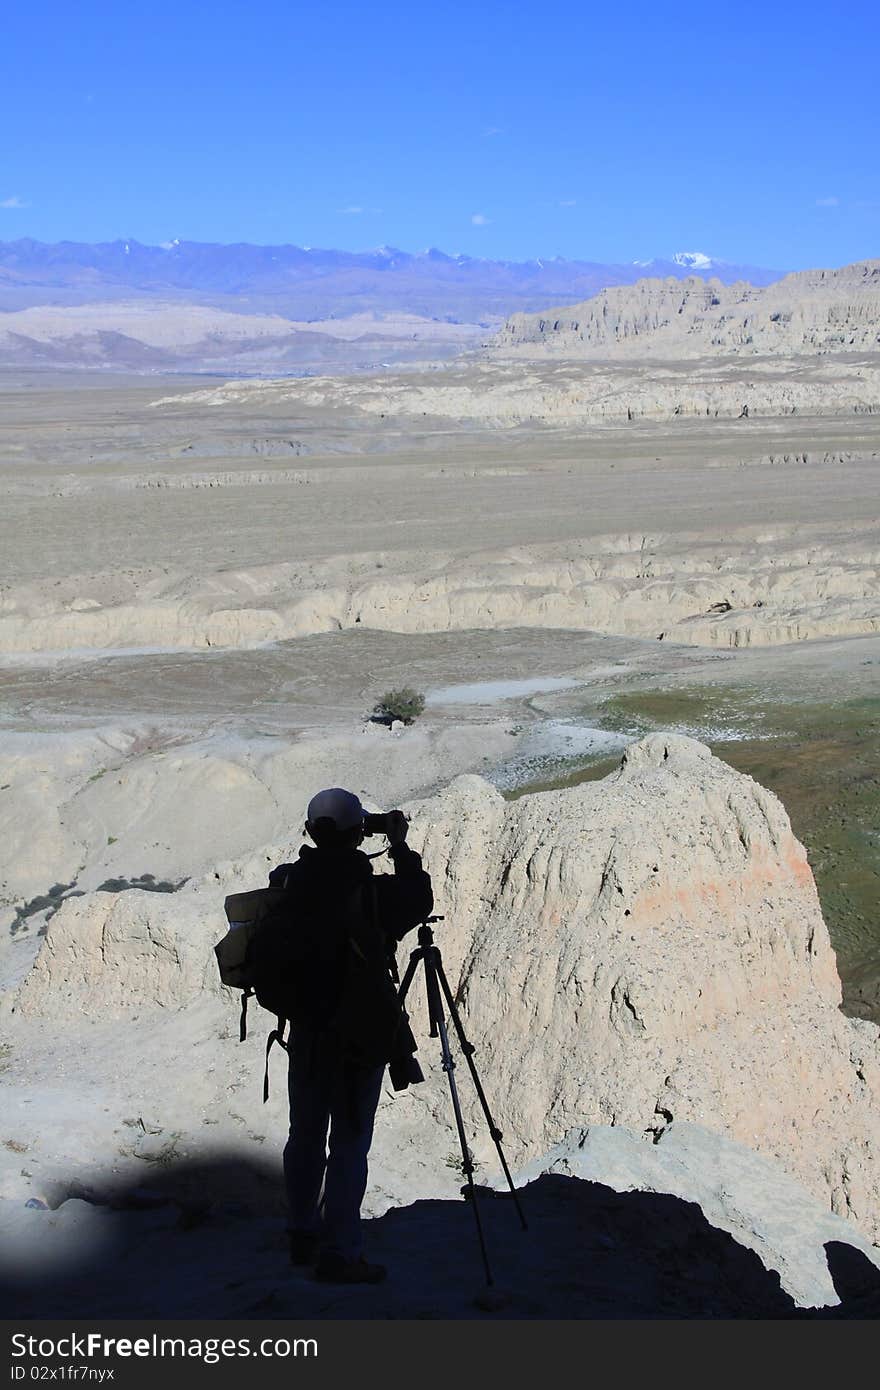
[9,734,880,1247]
[2,517,876,655]
[515,1121,880,1311]
[494,259,880,358]
[158,352,880,425]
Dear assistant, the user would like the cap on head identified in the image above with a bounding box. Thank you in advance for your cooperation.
[306,787,364,834]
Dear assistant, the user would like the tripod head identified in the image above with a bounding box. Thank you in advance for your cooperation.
[418,914,445,947]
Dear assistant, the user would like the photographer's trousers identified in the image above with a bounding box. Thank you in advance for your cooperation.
[284,1022,384,1261]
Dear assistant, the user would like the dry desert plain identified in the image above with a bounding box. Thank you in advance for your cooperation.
[1,352,880,1317]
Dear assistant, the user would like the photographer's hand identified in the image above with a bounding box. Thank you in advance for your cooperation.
[386,810,409,846]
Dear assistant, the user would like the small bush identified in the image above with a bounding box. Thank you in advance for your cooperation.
[372,687,426,726]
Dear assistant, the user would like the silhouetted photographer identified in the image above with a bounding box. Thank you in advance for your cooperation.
[267,787,433,1284]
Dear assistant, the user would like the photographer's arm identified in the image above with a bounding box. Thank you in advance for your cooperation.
[376,819,434,940]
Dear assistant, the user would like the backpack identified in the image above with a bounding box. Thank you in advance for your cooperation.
[215,875,321,1099]
[214,873,420,1099]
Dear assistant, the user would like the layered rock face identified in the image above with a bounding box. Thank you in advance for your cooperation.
[13,735,880,1242]
[495,259,880,358]
[2,520,877,655]
[160,354,880,425]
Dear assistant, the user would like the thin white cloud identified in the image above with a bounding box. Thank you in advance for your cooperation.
[482,126,504,137]
[1,194,29,209]
[471,212,491,226]
[341,205,364,214]
[559,198,577,207]
[815,196,839,207]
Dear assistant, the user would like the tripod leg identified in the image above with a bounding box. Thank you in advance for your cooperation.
[433,1005,494,1287]
[434,958,528,1231]
[401,928,497,1283]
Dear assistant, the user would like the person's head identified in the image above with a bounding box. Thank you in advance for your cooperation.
[304,787,365,849]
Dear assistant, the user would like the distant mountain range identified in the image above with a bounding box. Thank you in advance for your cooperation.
[0,238,783,321]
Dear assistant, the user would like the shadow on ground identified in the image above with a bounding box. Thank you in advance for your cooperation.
[2,1155,879,1319]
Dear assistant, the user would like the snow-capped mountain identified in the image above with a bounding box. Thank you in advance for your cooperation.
[0,238,783,321]
[672,251,714,270]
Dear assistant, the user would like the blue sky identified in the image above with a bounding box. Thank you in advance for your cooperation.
[1,0,877,269]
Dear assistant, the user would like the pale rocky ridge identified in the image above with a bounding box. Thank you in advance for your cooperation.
[4,362,875,661]
[494,260,880,358]
[157,354,880,426]
[0,720,517,916]
[1,519,877,655]
[4,449,873,499]
[516,1122,880,1311]
[6,734,880,1267]
[0,302,485,373]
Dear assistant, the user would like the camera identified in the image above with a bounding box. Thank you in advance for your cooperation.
[389,1050,425,1091]
[362,810,406,837]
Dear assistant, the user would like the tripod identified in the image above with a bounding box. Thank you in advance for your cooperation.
[396,916,527,1285]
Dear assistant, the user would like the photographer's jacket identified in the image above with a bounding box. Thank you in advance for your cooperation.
[267,842,433,1056]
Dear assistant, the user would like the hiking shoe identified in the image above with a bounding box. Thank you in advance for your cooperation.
[314,1253,387,1284]
[288,1230,319,1266]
